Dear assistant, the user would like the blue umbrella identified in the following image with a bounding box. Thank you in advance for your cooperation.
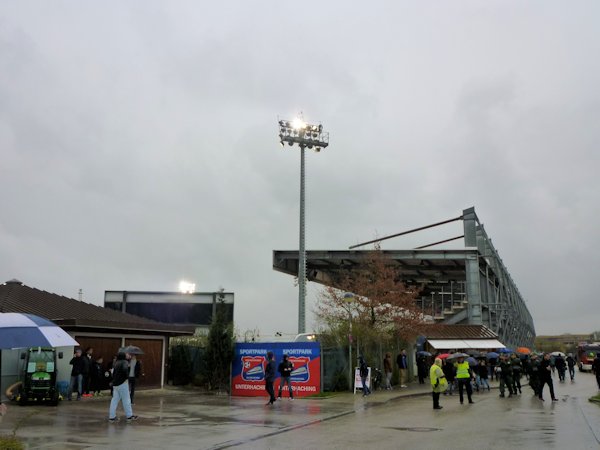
[0,313,79,349]
[417,351,432,357]
[486,352,499,359]
[466,357,478,366]
[497,348,513,354]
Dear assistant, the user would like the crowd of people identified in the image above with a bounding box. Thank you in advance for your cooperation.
[351,348,599,410]
[427,350,591,409]
[25,344,600,426]
[67,345,600,418]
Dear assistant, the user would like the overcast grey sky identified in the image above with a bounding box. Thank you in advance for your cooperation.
[1,1,598,339]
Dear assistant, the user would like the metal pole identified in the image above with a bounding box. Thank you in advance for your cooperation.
[348,309,352,391]
[344,292,354,392]
[298,145,306,334]
[279,117,328,334]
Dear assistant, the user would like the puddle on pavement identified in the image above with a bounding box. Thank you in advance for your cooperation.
[382,426,441,432]
[150,415,283,428]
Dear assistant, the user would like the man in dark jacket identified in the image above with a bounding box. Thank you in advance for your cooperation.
[417,355,427,384]
[554,355,566,382]
[539,353,558,402]
[396,349,408,388]
[566,354,576,381]
[82,347,93,397]
[442,359,456,395]
[67,349,85,401]
[90,356,104,396]
[264,351,277,405]
[497,355,514,398]
[277,354,294,400]
[528,353,541,395]
[108,352,137,423]
[359,356,371,396]
[128,355,143,404]
[510,354,523,394]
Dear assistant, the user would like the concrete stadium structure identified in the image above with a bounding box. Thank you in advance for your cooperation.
[273,207,535,349]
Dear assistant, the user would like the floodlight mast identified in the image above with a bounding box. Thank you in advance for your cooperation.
[278,117,329,334]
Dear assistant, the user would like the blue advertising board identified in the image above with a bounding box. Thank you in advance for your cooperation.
[231,342,321,397]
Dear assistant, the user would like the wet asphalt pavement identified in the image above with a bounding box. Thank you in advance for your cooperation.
[1,372,599,449]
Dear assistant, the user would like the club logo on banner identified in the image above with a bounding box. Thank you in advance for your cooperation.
[231,342,321,397]
[241,356,265,381]
[289,357,310,382]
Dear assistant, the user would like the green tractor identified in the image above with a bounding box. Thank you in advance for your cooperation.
[17,347,63,406]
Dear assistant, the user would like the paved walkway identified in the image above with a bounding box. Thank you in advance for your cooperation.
[0,379,504,449]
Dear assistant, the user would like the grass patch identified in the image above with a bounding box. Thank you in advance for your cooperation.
[0,435,25,450]
[589,394,600,404]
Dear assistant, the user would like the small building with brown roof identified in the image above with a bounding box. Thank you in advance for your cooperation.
[0,279,193,394]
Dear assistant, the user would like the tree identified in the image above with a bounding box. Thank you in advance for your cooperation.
[170,344,194,386]
[315,247,430,355]
[201,288,234,392]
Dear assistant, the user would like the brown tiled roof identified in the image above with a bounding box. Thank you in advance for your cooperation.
[0,279,193,336]
[424,324,498,339]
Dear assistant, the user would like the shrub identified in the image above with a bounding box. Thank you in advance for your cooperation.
[0,435,25,450]
[170,345,193,386]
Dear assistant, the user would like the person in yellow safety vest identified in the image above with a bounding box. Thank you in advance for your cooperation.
[430,358,448,410]
[454,355,475,405]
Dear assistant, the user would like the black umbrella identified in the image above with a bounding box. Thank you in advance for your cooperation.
[119,345,144,355]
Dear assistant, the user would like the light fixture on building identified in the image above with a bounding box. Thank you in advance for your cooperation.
[179,281,196,294]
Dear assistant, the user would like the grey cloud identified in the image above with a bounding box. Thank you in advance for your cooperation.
[1,2,599,336]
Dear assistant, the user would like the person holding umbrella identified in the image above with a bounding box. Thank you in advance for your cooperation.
[416,354,428,384]
[430,358,447,410]
[108,352,138,422]
[487,352,499,381]
[477,358,490,391]
[442,358,456,396]
[453,354,475,405]
[128,354,143,404]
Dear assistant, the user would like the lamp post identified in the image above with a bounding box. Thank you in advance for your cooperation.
[278,116,329,334]
[343,292,354,391]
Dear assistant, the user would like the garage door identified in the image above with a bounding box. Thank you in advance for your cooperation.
[74,336,164,388]
[74,336,122,368]
[124,338,164,388]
